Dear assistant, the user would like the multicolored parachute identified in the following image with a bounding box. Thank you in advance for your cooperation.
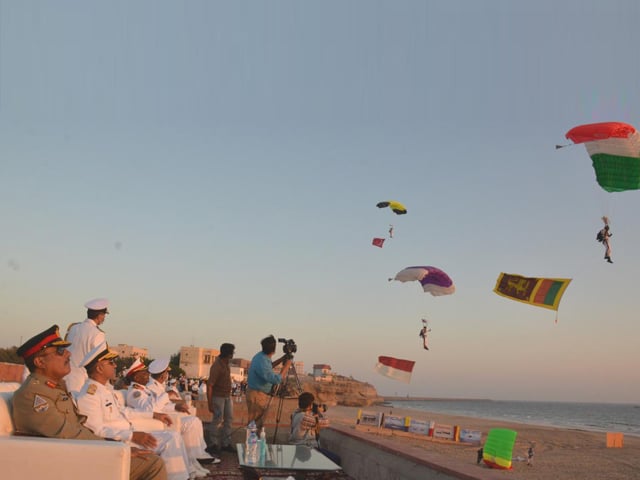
[376,200,407,215]
[483,428,517,469]
[564,122,640,192]
[390,266,455,296]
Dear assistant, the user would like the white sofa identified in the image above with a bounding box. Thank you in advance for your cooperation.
[0,385,130,480]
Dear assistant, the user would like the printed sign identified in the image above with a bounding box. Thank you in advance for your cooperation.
[433,423,454,440]
[383,415,407,431]
[459,429,482,444]
[359,411,382,427]
[408,418,429,435]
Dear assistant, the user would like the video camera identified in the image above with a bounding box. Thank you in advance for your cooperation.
[278,338,297,358]
[312,403,327,415]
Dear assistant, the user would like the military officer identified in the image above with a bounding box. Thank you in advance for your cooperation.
[77,344,205,480]
[65,298,110,394]
[124,359,217,470]
[12,325,167,480]
[147,359,219,464]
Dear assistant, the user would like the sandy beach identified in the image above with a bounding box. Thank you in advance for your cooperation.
[324,404,640,480]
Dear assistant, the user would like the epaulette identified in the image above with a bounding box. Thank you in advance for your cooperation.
[64,322,80,340]
[87,384,97,395]
[133,384,145,391]
[45,380,57,389]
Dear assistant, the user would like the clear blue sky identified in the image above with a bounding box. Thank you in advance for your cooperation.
[1,1,639,403]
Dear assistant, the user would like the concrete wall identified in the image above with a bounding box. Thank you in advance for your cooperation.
[321,425,500,480]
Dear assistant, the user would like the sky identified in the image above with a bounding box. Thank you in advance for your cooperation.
[1,1,639,403]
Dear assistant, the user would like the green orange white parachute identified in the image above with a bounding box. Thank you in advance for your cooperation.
[563,122,640,192]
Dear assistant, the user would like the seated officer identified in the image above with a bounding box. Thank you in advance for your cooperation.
[12,325,167,480]
[77,343,205,480]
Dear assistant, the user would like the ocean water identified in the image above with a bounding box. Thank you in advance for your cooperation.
[386,399,640,437]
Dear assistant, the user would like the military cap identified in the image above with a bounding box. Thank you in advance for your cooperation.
[16,325,71,360]
[81,341,118,370]
[148,358,170,375]
[84,298,110,313]
[123,358,147,378]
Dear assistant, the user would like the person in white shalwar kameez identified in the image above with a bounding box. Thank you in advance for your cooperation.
[64,298,110,395]
[77,345,208,480]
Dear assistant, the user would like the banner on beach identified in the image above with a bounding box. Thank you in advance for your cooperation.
[375,356,415,383]
[493,273,572,312]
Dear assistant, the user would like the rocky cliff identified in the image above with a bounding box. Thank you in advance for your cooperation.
[298,374,382,407]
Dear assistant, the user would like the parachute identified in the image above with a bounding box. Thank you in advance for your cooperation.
[483,428,517,469]
[564,122,640,192]
[376,201,407,215]
[390,266,455,296]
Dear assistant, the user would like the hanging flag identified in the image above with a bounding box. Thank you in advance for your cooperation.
[372,237,385,248]
[493,273,572,311]
[375,356,415,383]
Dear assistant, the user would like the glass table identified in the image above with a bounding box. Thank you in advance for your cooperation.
[236,443,342,479]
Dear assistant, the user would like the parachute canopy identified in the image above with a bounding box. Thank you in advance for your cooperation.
[565,122,640,192]
[483,428,517,470]
[376,201,407,215]
[391,266,455,296]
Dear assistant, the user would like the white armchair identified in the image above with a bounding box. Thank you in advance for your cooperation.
[0,387,130,480]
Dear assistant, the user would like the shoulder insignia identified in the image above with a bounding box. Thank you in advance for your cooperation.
[87,384,97,395]
[133,391,141,398]
[133,384,145,391]
[64,322,80,339]
[45,380,57,389]
[33,394,49,413]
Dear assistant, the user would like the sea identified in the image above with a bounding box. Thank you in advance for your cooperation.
[386,399,640,437]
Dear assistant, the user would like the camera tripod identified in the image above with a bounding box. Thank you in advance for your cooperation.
[265,359,302,443]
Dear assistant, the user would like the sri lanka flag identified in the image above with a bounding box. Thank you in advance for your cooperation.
[493,273,571,311]
[375,356,415,383]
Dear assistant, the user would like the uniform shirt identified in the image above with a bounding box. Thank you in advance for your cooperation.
[77,378,154,442]
[146,378,177,413]
[64,319,106,393]
[247,352,281,394]
[207,356,231,397]
[12,372,103,440]
[126,382,156,412]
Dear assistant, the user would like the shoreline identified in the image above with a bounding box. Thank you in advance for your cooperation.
[326,404,640,480]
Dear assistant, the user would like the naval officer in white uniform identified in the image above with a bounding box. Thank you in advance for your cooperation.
[64,298,109,394]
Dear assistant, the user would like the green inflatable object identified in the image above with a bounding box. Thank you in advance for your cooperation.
[483,428,517,469]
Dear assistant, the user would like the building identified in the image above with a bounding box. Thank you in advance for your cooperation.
[114,344,148,360]
[179,346,220,379]
[313,364,332,382]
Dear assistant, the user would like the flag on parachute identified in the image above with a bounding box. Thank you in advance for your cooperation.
[375,356,415,383]
[493,273,572,321]
[372,237,385,248]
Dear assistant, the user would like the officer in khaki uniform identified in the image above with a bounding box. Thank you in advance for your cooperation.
[12,324,167,480]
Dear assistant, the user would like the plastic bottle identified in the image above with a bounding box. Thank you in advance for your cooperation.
[259,427,267,464]
[246,429,259,464]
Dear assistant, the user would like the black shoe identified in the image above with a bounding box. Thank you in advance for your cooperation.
[198,456,221,465]
[205,445,219,456]
[221,445,237,453]
[607,259,613,263]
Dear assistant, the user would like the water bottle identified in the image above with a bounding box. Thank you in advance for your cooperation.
[247,430,259,464]
[259,427,267,464]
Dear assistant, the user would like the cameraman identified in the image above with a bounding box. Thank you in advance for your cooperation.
[289,392,340,466]
[246,335,292,429]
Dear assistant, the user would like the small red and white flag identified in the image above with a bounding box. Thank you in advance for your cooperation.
[375,356,415,384]
[372,237,385,248]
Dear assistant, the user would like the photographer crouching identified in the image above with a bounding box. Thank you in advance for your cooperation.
[246,335,293,430]
[289,392,341,466]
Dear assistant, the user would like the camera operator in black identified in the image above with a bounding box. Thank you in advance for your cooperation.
[289,392,340,466]
[246,335,293,430]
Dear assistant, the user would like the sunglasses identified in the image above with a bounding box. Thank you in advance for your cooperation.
[40,345,68,357]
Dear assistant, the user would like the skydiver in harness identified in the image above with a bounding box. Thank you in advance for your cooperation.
[419,319,431,350]
[597,217,613,264]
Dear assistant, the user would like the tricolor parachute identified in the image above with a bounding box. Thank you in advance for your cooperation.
[390,266,455,296]
[564,122,640,192]
[376,200,407,215]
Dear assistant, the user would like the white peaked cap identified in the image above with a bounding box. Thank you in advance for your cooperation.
[84,298,110,311]
[148,358,171,375]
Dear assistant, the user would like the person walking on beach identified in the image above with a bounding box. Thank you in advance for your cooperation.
[206,343,235,454]
[12,325,167,480]
[527,442,535,466]
[64,298,111,395]
[246,335,292,430]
